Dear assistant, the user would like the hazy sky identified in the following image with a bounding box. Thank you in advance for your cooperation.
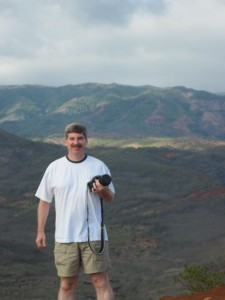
[0,0,225,92]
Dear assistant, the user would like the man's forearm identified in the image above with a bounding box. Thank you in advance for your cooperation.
[37,200,51,233]
[36,200,51,248]
[99,188,115,202]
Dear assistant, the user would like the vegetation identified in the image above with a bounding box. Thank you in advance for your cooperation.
[173,263,225,295]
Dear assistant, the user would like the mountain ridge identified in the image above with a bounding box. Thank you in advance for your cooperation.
[1,83,225,140]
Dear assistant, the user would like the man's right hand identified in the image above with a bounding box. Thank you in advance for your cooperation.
[36,232,47,248]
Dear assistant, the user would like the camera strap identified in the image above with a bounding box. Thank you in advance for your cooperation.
[87,196,105,255]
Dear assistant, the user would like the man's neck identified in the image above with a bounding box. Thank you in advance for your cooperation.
[67,153,86,162]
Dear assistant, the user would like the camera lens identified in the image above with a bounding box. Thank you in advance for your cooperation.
[98,174,111,186]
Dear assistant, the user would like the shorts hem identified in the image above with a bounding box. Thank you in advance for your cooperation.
[84,264,112,275]
[57,272,79,278]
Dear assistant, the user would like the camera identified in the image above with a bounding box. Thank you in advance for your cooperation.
[87,174,112,190]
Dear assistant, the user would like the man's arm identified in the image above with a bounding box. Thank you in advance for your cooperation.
[36,200,51,248]
[99,187,115,202]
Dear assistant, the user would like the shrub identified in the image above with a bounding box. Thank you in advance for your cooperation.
[173,263,225,295]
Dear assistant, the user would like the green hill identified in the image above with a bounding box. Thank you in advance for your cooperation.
[1,83,225,139]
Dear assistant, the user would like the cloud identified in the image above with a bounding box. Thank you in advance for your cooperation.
[0,0,225,92]
[71,0,168,25]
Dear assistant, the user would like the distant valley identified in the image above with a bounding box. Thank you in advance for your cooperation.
[1,127,225,299]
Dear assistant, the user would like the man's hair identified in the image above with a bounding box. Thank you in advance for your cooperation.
[64,123,88,139]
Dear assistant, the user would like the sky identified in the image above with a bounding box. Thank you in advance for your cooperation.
[0,0,225,93]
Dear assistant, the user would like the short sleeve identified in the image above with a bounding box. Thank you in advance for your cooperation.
[35,166,54,203]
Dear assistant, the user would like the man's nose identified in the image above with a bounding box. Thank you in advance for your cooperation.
[73,139,81,145]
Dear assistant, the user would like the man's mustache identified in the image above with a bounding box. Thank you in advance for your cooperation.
[71,144,82,148]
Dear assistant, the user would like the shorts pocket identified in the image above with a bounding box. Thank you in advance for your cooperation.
[54,243,68,266]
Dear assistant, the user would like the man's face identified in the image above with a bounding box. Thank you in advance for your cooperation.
[64,132,88,155]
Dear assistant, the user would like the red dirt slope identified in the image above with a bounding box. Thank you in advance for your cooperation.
[160,285,225,300]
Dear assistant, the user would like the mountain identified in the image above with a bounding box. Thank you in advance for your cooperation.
[1,128,225,299]
[1,83,225,140]
[0,127,65,203]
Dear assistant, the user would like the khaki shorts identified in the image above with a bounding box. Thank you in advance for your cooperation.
[54,241,112,277]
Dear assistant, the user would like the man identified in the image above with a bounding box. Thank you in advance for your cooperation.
[35,123,115,300]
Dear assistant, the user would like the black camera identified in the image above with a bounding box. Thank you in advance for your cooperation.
[87,174,112,190]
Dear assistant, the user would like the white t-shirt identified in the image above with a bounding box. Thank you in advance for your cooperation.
[35,155,115,243]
